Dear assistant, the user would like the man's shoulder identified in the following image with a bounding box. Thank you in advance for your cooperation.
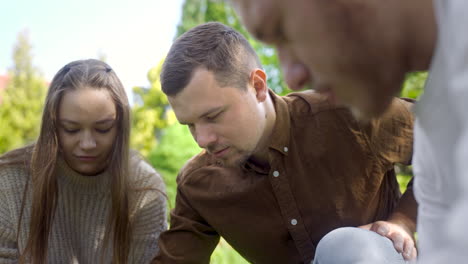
[283,90,346,116]
[177,150,214,185]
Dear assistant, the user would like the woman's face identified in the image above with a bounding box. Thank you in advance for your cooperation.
[58,87,117,176]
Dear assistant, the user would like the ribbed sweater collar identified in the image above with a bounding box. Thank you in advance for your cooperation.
[56,158,112,194]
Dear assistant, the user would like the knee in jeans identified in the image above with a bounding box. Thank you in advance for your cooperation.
[313,227,400,264]
[316,227,366,255]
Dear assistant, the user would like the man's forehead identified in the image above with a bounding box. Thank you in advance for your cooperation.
[167,95,189,118]
[168,96,192,124]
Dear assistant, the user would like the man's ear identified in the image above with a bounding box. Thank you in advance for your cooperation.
[249,68,268,102]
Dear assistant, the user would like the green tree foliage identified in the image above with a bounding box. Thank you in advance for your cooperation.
[0,31,47,154]
[176,0,290,95]
[401,71,428,99]
[131,59,175,157]
[148,123,200,207]
[396,71,428,178]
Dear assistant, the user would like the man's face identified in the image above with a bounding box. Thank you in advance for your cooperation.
[169,68,268,167]
[232,0,408,118]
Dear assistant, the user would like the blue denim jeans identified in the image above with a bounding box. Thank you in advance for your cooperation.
[312,227,408,264]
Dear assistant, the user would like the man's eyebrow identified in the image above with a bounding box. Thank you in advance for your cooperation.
[253,26,267,42]
[253,20,285,44]
[200,107,223,118]
[178,107,224,125]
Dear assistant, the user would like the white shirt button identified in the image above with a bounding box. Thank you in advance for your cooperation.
[291,219,298,225]
[273,171,280,177]
[284,147,288,152]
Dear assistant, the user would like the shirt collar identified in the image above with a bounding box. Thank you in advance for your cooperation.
[268,90,291,156]
[239,90,291,174]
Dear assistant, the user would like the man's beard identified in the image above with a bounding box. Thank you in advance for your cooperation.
[212,147,252,168]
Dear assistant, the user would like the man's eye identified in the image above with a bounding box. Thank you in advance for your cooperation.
[255,24,286,45]
[206,112,221,121]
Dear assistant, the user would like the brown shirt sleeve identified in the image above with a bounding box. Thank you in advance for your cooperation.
[152,174,220,264]
[361,97,415,166]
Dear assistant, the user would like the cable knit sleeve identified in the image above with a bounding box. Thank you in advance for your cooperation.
[128,159,168,264]
[0,169,19,263]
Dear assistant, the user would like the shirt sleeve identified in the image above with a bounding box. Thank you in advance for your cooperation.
[362,97,415,166]
[128,163,168,264]
[0,183,18,263]
[152,184,220,264]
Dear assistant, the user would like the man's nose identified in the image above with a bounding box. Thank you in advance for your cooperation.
[277,47,311,91]
[194,125,217,149]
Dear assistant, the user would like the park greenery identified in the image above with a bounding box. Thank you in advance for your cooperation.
[0,31,47,153]
[0,0,426,263]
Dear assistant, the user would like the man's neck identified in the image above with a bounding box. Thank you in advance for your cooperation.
[250,92,277,167]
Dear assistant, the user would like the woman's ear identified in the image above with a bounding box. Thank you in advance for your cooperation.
[249,68,268,102]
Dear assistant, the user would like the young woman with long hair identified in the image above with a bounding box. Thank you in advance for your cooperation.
[0,59,167,263]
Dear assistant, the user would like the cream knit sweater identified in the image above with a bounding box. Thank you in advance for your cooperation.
[0,156,167,263]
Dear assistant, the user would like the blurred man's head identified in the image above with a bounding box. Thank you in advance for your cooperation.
[232,0,436,118]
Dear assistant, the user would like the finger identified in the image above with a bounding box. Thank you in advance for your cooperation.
[402,238,416,260]
[389,232,404,253]
[411,246,418,259]
[370,222,389,236]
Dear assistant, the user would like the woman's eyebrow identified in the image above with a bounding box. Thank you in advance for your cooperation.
[95,118,116,125]
[59,119,78,125]
[59,118,116,125]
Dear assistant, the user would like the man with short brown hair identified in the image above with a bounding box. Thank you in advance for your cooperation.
[153,22,416,264]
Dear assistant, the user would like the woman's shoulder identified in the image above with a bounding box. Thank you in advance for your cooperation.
[0,162,29,192]
[0,145,33,191]
[128,152,167,217]
[129,152,165,192]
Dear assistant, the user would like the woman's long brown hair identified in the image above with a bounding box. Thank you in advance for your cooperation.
[2,59,133,264]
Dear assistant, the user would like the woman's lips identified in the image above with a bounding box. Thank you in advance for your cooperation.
[76,155,97,162]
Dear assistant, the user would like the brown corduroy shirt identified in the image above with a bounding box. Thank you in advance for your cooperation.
[154,90,414,264]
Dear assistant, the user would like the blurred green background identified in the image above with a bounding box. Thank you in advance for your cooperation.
[0,0,425,263]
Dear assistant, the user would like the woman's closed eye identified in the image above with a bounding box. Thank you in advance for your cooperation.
[63,128,80,134]
[95,125,114,134]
